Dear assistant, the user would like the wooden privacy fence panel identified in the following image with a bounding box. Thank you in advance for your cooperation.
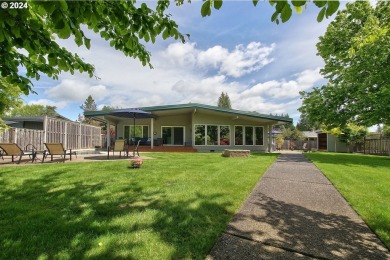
[0,117,101,150]
[45,117,66,145]
[0,128,45,150]
[364,136,390,156]
[16,128,45,151]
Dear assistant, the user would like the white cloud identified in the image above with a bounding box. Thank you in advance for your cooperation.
[45,79,108,102]
[219,42,275,78]
[197,45,229,68]
[163,42,199,67]
[240,68,322,99]
[162,41,275,78]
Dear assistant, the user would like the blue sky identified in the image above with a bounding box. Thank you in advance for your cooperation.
[24,1,339,124]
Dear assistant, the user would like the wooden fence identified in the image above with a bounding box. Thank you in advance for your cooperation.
[0,117,101,151]
[280,140,318,151]
[364,135,390,156]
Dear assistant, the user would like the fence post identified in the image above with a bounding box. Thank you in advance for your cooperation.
[363,136,366,154]
[11,128,16,143]
[43,116,47,144]
[79,122,82,149]
[64,121,68,149]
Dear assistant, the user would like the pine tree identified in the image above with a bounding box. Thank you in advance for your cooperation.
[79,95,98,125]
[217,92,232,109]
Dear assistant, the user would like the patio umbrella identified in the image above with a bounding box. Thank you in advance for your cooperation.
[108,108,155,143]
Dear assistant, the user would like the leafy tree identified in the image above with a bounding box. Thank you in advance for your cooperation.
[299,1,390,128]
[0,0,187,95]
[7,104,58,117]
[199,0,340,24]
[0,78,23,128]
[275,134,284,150]
[282,128,304,141]
[338,124,368,152]
[217,92,232,109]
[296,113,321,131]
[383,126,390,137]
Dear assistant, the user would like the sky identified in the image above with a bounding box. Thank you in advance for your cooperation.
[23,1,339,125]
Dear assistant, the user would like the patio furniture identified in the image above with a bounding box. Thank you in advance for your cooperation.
[133,140,141,157]
[0,143,37,164]
[42,143,75,163]
[302,143,308,152]
[107,139,128,159]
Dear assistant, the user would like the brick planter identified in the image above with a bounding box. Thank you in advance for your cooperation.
[130,157,143,168]
[222,149,251,158]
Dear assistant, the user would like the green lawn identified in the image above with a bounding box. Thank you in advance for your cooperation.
[305,152,390,249]
[0,152,278,259]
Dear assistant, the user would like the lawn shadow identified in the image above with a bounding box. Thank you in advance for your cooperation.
[0,169,233,259]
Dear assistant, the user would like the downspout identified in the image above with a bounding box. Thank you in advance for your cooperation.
[151,118,154,149]
[105,117,110,148]
[43,116,48,147]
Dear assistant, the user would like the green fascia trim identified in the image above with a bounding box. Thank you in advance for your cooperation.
[84,103,293,123]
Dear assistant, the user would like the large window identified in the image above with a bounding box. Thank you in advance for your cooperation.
[194,125,231,146]
[195,125,205,145]
[234,125,264,146]
[219,126,230,145]
[207,125,218,145]
[255,127,264,145]
[245,126,254,145]
[235,126,243,145]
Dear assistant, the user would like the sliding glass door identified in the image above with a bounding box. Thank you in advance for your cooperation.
[162,127,185,145]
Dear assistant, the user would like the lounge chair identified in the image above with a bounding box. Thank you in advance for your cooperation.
[107,139,128,159]
[0,143,37,164]
[42,143,75,163]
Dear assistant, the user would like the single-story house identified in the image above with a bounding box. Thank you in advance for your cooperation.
[84,103,293,152]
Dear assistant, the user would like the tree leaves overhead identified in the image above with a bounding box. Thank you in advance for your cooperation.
[300,1,390,128]
[0,0,187,95]
[201,0,340,25]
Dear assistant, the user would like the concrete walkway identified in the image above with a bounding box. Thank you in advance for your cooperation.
[207,153,390,259]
